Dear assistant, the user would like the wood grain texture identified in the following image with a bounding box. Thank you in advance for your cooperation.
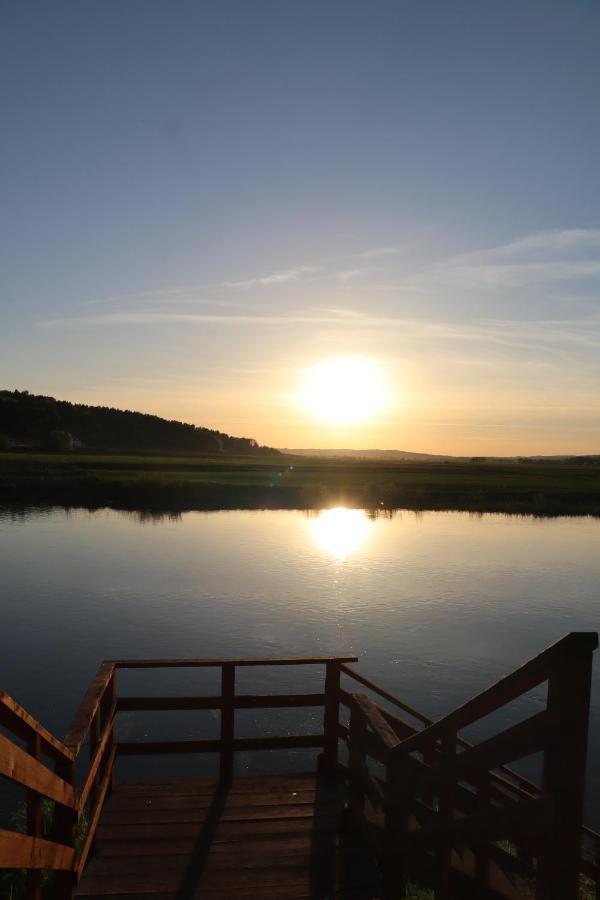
[74,775,381,898]
[110,655,358,668]
[64,663,116,756]
[0,732,76,807]
[0,690,75,762]
[0,828,75,870]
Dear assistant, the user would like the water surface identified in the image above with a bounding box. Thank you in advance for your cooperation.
[1,507,598,825]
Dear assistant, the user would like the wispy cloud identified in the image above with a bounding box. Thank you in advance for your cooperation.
[318,307,365,318]
[223,265,320,288]
[472,228,600,260]
[334,267,374,283]
[81,288,190,308]
[38,309,600,352]
[429,227,600,289]
[440,260,600,289]
[358,246,399,259]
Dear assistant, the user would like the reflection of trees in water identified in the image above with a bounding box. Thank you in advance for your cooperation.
[121,509,183,525]
[0,504,183,525]
[0,504,58,524]
[0,503,587,526]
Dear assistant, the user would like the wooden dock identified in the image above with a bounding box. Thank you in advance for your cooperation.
[1,635,599,899]
[74,774,380,898]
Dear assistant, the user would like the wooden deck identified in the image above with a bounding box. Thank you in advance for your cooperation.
[74,774,381,899]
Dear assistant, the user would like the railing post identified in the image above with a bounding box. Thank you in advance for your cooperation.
[52,760,78,900]
[319,660,341,776]
[436,729,457,900]
[26,733,42,900]
[346,701,367,828]
[383,756,409,899]
[220,664,235,784]
[536,643,594,900]
[474,771,491,889]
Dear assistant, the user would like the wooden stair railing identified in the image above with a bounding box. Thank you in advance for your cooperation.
[339,657,600,889]
[63,661,117,884]
[1,638,598,899]
[344,631,599,900]
[0,690,78,900]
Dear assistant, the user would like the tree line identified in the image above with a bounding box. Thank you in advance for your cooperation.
[0,390,280,455]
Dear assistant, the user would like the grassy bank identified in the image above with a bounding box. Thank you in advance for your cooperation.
[1,450,599,516]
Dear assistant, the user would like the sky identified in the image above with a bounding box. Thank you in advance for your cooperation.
[1,0,600,455]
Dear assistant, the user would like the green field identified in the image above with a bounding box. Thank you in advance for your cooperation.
[1,450,599,516]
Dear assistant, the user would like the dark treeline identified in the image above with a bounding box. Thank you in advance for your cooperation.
[0,390,279,455]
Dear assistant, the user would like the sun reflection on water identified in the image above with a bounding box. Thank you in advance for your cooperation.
[308,507,373,560]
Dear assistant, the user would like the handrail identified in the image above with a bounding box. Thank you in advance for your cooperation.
[391,631,598,758]
[0,733,76,808]
[341,664,544,798]
[340,664,432,726]
[353,693,401,753]
[0,690,75,763]
[0,828,75,871]
[64,662,115,756]
[109,654,358,667]
[64,662,117,881]
[344,644,600,833]
[117,692,326,710]
[344,632,598,900]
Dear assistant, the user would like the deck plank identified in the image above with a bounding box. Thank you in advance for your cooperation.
[75,774,382,899]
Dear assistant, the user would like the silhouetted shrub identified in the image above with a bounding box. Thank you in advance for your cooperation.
[44,430,73,452]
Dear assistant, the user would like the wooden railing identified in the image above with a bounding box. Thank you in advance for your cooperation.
[63,661,117,885]
[0,654,355,897]
[0,690,78,900]
[1,637,598,899]
[343,632,599,900]
[108,655,356,780]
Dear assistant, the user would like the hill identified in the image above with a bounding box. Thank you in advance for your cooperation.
[0,390,279,456]
[282,447,461,462]
[283,448,600,465]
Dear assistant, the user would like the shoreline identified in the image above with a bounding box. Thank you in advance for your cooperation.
[2,452,600,517]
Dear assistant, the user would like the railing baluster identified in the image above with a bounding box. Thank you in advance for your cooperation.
[436,729,457,900]
[383,755,410,899]
[220,664,235,783]
[536,644,594,900]
[52,760,77,900]
[26,733,42,900]
[347,702,367,828]
[474,771,491,889]
[320,660,342,775]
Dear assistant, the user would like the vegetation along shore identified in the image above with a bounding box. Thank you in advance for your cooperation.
[1,451,599,517]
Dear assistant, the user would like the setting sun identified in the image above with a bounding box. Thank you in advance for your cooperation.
[298,357,387,426]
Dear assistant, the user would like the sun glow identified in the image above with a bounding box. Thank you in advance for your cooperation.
[308,507,373,560]
[298,356,387,425]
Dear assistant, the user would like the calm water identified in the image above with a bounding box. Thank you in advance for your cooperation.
[1,506,599,825]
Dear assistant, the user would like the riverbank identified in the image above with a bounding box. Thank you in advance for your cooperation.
[1,451,599,516]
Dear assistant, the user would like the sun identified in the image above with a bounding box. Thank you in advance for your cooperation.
[298,356,387,425]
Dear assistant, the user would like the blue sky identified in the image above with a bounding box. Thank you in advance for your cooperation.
[1,1,599,453]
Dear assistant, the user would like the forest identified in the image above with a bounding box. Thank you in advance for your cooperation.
[0,390,279,455]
